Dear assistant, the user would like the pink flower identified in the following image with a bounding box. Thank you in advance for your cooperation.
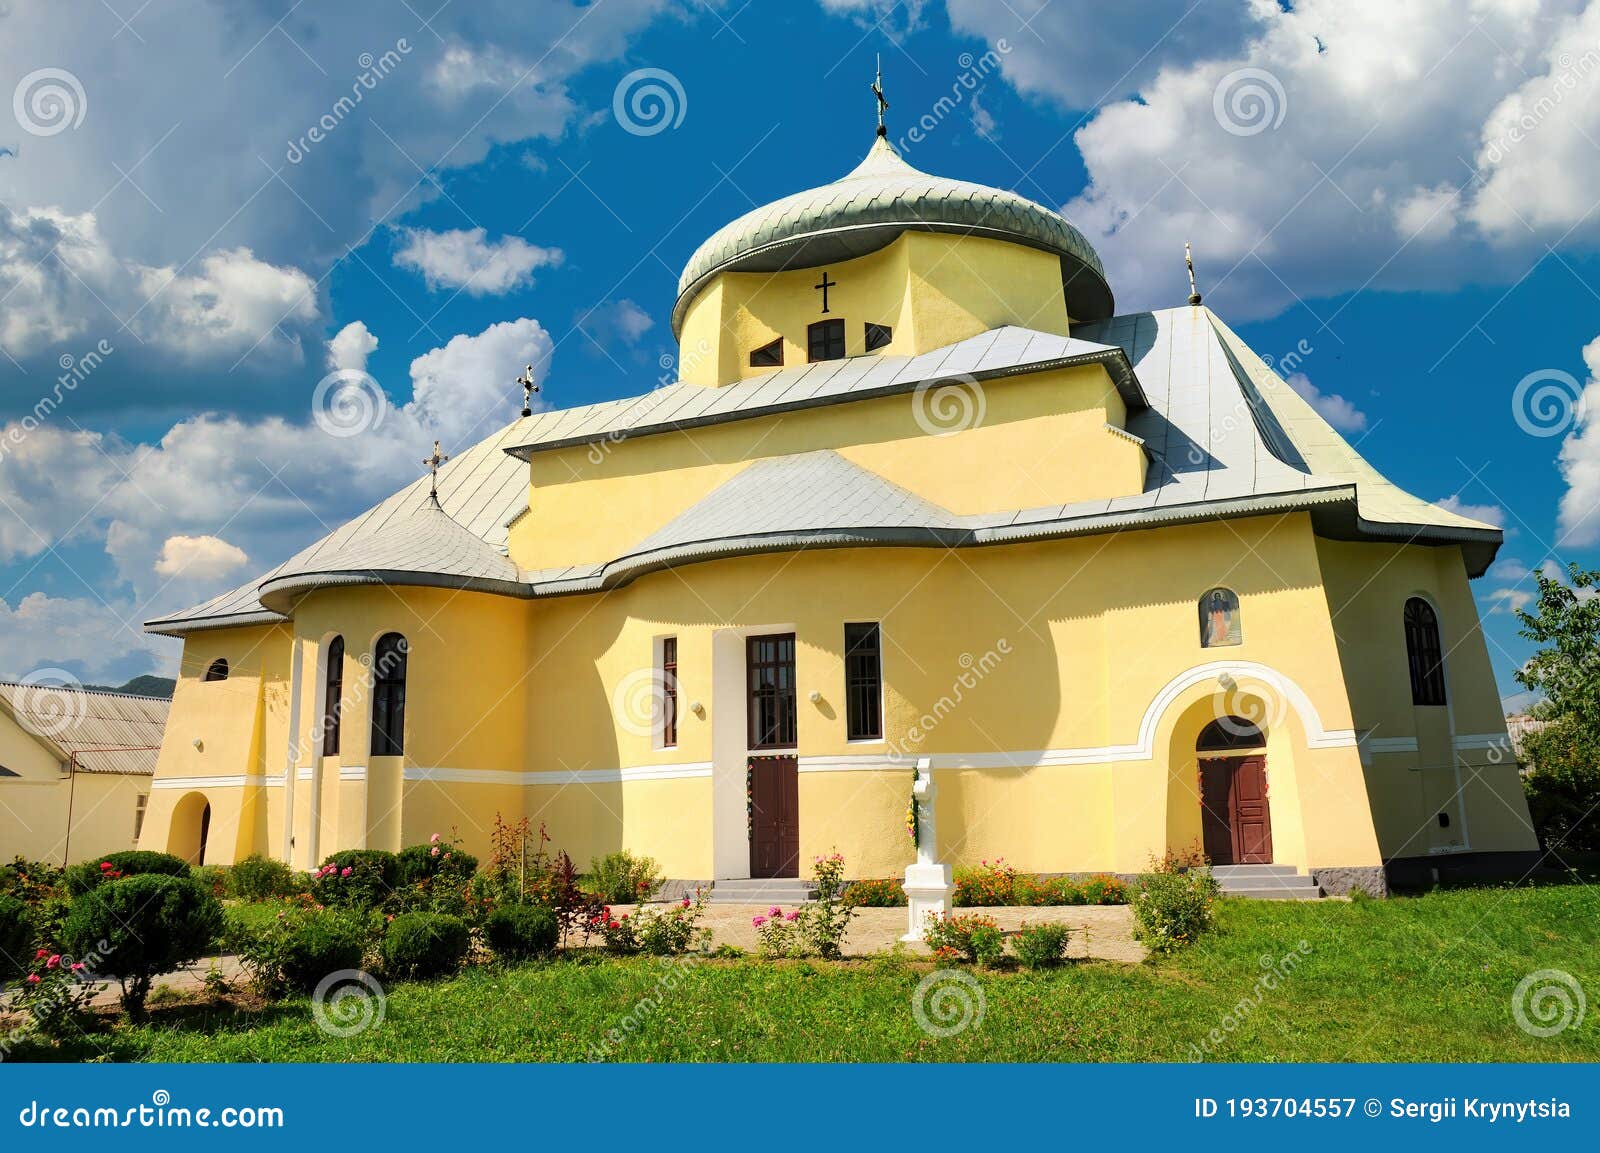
[785,911,799,922]
[46,955,60,969]
[26,974,40,985]
[340,866,353,878]
[34,948,47,960]
[769,905,782,917]
[752,915,768,928]
[70,962,85,973]
[681,898,691,909]
[430,846,440,857]
[430,833,441,844]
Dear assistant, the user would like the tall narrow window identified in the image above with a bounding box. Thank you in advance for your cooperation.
[322,635,345,757]
[844,622,883,741]
[808,319,845,362]
[204,658,229,682]
[660,636,679,748]
[133,793,148,840]
[1198,588,1242,647]
[747,633,797,749]
[864,322,892,352]
[371,632,409,756]
[1404,598,1446,706]
[750,337,783,367]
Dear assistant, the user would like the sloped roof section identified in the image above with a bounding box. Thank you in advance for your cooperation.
[674,136,1113,334]
[505,325,1142,459]
[147,307,1502,635]
[0,683,168,775]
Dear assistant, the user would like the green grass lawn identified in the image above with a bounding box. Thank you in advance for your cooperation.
[59,884,1600,1062]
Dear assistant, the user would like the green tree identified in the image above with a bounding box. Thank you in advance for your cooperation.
[1515,563,1600,853]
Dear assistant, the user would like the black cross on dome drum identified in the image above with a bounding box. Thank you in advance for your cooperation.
[814,270,837,313]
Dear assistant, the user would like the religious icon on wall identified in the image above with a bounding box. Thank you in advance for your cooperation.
[1200,587,1242,647]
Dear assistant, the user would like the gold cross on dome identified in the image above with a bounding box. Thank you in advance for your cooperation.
[871,54,889,137]
[422,439,449,501]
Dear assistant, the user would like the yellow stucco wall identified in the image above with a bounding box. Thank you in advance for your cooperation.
[511,361,1141,571]
[676,231,1071,386]
[0,711,150,865]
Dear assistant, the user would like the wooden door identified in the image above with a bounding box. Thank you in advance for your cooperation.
[749,756,799,878]
[1198,756,1273,865]
[1229,755,1272,864]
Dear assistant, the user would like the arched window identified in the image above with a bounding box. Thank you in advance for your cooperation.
[321,635,345,757]
[1198,588,1242,647]
[1404,598,1446,706]
[1197,717,1265,752]
[203,658,229,682]
[371,633,408,756]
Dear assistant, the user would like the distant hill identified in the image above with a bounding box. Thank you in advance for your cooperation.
[83,675,175,699]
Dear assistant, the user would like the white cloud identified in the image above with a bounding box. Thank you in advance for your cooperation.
[1285,372,1368,432]
[819,0,933,37]
[576,298,655,349]
[954,0,1600,318]
[0,592,169,681]
[326,320,378,373]
[0,205,318,362]
[1539,558,1600,600]
[970,90,998,141]
[1436,495,1507,527]
[394,227,562,295]
[1485,586,1534,614]
[153,534,249,580]
[1556,334,1600,546]
[407,317,554,446]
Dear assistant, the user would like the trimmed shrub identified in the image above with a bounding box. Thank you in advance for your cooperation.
[397,838,479,887]
[229,906,368,995]
[229,855,301,901]
[585,851,663,905]
[952,859,1018,906]
[484,904,558,961]
[382,912,470,979]
[311,849,399,909]
[843,878,906,907]
[0,894,32,980]
[62,874,223,1018]
[1131,869,1220,955]
[64,850,190,896]
[1011,922,1072,968]
[1080,874,1129,905]
[922,912,1004,965]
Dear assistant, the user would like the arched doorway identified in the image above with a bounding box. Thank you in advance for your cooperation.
[168,792,212,865]
[1197,718,1272,864]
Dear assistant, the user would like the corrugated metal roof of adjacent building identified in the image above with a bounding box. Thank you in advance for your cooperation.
[0,683,168,775]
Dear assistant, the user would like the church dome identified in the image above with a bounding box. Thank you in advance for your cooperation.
[673,135,1113,335]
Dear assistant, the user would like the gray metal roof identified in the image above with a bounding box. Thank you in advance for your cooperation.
[146,306,1501,636]
[505,325,1142,460]
[673,136,1114,335]
[0,683,168,775]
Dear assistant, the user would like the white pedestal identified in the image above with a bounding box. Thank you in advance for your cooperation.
[901,862,954,942]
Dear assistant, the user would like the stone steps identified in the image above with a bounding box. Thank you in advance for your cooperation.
[1210,864,1323,901]
[707,878,818,906]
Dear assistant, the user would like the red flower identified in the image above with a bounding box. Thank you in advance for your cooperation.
[34,948,47,960]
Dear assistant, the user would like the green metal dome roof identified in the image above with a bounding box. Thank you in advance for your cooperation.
[672,136,1113,335]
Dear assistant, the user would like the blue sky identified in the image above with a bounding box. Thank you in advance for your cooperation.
[0,0,1596,705]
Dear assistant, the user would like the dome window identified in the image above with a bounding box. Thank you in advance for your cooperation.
[808,319,845,363]
[864,323,892,352]
[750,337,784,368]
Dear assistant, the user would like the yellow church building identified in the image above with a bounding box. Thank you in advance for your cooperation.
[139,126,1537,897]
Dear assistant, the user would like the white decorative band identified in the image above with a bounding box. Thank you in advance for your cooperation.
[1453,733,1511,751]
[295,767,315,780]
[151,773,271,790]
[404,762,713,786]
[798,753,899,772]
[338,765,368,782]
[1363,737,1419,755]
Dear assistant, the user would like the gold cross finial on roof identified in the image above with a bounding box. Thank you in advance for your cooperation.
[422,439,449,502]
[871,55,888,137]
